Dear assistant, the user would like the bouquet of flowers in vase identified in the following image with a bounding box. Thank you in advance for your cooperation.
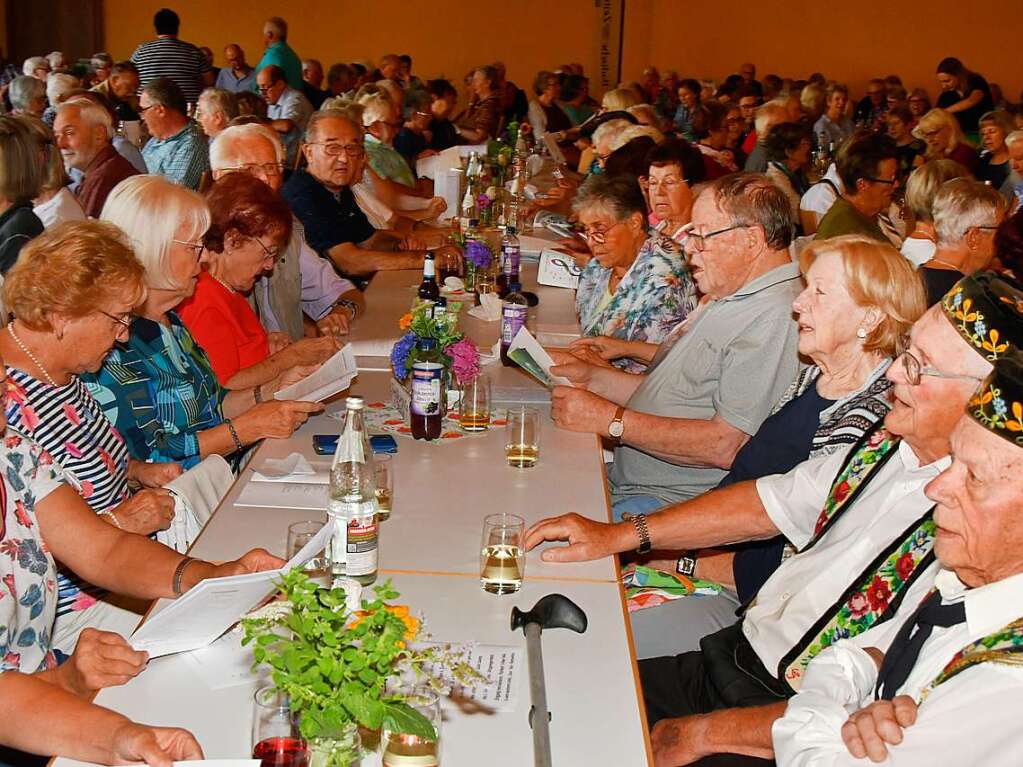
[390,301,480,387]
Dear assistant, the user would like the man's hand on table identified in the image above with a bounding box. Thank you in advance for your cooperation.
[841,696,918,763]
[56,628,149,696]
[550,386,615,434]
[524,512,633,562]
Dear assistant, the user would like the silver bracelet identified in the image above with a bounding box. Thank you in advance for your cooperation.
[225,418,244,453]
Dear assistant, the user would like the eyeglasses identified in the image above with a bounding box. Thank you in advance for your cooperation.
[221,162,284,178]
[98,310,134,333]
[897,348,985,387]
[865,176,899,186]
[253,237,282,262]
[173,239,206,260]
[580,221,625,244]
[971,225,1000,232]
[683,224,750,252]
[647,177,688,192]
[305,141,365,158]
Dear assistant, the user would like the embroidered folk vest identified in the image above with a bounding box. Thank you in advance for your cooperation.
[920,616,1023,701]
[776,426,937,691]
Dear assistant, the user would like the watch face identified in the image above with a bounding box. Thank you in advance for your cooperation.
[608,421,624,438]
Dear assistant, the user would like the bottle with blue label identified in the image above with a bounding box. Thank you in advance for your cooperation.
[410,337,444,440]
[500,283,528,367]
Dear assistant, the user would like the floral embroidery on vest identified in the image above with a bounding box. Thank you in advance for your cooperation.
[920,616,1023,701]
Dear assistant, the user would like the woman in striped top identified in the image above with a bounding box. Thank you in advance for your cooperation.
[0,221,182,653]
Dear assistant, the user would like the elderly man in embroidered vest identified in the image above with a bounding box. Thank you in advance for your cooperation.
[209,124,363,343]
[524,272,1023,766]
[774,354,1023,765]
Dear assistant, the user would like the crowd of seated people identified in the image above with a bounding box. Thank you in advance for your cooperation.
[3,8,1023,764]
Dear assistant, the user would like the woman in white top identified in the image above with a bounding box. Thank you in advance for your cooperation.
[901,159,972,267]
[22,116,85,228]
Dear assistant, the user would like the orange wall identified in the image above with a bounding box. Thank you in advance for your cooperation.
[93,0,1023,104]
[632,0,1023,101]
[101,0,608,97]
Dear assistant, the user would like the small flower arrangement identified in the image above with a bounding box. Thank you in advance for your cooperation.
[390,302,481,386]
[464,239,493,270]
[242,570,484,767]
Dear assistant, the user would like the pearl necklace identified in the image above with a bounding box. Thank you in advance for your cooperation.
[209,271,237,294]
[6,323,58,387]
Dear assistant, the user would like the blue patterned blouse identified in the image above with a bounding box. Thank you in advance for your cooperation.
[575,233,698,373]
[82,312,226,468]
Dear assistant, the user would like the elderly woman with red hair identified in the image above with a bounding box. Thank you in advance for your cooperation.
[178,173,339,387]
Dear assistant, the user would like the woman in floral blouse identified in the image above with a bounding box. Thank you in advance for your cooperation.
[572,173,697,373]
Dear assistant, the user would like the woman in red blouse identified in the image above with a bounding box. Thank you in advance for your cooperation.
[178,174,338,386]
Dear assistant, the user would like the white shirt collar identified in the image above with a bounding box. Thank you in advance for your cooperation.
[936,567,1023,636]
[897,441,950,475]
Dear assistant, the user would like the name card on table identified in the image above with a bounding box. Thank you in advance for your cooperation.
[537,249,582,290]
[130,520,335,657]
[275,346,357,402]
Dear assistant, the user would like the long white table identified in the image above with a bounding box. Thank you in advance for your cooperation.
[55,263,653,767]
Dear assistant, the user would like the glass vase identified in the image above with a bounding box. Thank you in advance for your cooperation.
[307,724,361,767]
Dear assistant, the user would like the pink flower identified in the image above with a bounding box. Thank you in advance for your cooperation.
[847,592,870,619]
[445,338,481,386]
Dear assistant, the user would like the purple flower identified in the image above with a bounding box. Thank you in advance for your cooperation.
[477,193,492,210]
[390,332,418,380]
[445,338,481,385]
[465,240,493,269]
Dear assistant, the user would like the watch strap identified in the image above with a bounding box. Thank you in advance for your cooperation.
[626,513,652,554]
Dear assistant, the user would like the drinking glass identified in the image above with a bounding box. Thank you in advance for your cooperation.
[480,512,525,594]
[436,248,462,287]
[373,454,394,522]
[379,687,442,765]
[505,406,541,468]
[458,375,491,432]
[252,686,307,767]
[286,520,324,559]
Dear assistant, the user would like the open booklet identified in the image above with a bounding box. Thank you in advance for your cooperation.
[274,346,357,402]
[507,326,574,389]
[129,519,335,658]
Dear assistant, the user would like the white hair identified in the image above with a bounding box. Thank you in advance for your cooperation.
[1006,130,1023,149]
[46,52,66,69]
[592,119,631,151]
[100,175,210,291]
[46,73,79,107]
[933,178,1006,247]
[22,56,47,76]
[609,124,663,152]
[9,76,44,111]
[754,101,787,135]
[361,94,392,126]
[209,123,285,170]
[58,97,115,139]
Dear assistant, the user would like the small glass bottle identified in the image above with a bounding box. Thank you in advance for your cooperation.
[496,226,520,298]
[500,284,528,367]
[418,253,440,304]
[328,396,379,586]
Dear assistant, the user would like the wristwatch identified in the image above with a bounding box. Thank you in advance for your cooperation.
[676,554,697,578]
[607,405,626,441]
[623,512,652,554]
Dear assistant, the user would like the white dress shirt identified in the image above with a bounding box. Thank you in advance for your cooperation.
[773,568,1023,766]
[800,163,844,222]
[747,441,949,684]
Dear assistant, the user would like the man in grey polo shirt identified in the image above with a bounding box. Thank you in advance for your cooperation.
[551,174,801,519]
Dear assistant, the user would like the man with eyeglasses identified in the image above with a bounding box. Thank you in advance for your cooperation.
[257,65,312,166]
[527,272,1021,766]
[853,78,890,131]
[547,174,802,518]
[815,133,900,243]
[139,77,209,191]
[211,124,363,343]
[918,178,1006,306]
[282,112,433,280]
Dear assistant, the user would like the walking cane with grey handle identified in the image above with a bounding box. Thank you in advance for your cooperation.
[510,594,588,767]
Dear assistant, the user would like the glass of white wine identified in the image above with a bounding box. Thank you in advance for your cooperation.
[505,406,540,468]
[480,512,525,594]
[458,374,491,432]
[379,686,441,766]
[373,454,394,522]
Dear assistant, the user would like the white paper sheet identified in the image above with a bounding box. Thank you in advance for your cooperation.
[184,625,264,690]
[252,454,330,484]
[420,643,523,713]
[235,479,330,509]
[130,520,336,657]
[349,335,402,357]
[508,326,573,387]
[274,346,358,402]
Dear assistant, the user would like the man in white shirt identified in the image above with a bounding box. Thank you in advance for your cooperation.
[257,64,312,165]
[524,273,1023,765]
[774,357,1023,766]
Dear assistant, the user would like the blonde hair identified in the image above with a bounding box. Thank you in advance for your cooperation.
[0,116,42,202]
[609,124,663,152]
[18,116,68,194]
[799,235,925,357]
[905,159,971,222]
[360,94,393,126]
[100,175,210,291]
[3,220,146,331]
[627,103,661,127]
[601,87,641,112]
[913,109,967,158]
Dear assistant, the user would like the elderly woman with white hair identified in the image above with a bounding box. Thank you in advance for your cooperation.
[899,159,971,267]
[571,173,696,372]
[83,175,323,469]
[8,75,46,117]
[914,108,978,172]
[361,93,415,188]
[42,72,79,125]
[22,56,50,80]
[918,178,1006,304]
